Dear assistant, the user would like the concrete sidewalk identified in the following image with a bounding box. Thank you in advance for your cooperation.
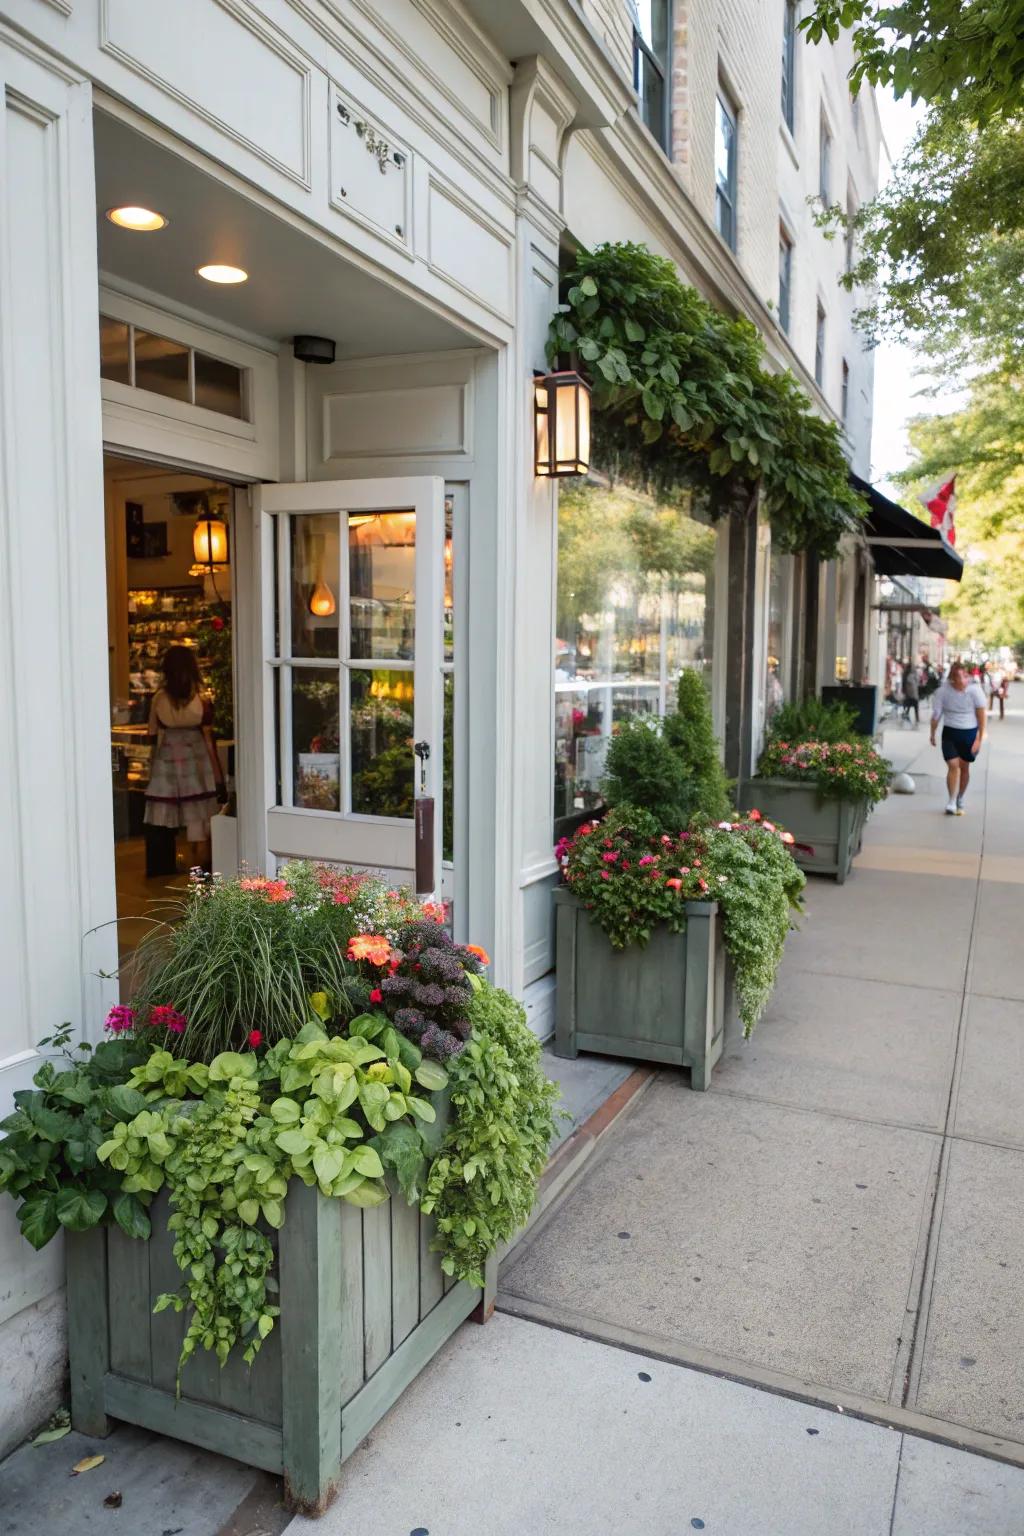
[284,700,1024,1534]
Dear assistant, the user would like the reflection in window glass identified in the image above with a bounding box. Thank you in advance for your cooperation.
[715,94,738,250]
[554,481,717,824]
[765,551,790,728]
[290,514,340,659]
[99,316,131,384]
[443,499,454,663]
[292,668,340,811]
[194,351,244,418]
[442,671,454,862]
[349,512,416,662]
[350,668,414,818]
[133,329,190,402]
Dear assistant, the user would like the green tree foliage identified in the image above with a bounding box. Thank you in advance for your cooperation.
[802,1,1024,120]
[603,669,730,831]
[662,669,731,822]
[548,243,866,559]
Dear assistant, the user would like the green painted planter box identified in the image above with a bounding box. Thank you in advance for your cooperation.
[553,889,728,1090]
[737,778,868,884]
[66,1117,490,1515]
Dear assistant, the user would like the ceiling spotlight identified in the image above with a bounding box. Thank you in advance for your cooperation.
[106,206,169,232]
[197,263,248,285]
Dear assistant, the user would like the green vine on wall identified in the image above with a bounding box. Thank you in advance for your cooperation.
[547,243,866,560]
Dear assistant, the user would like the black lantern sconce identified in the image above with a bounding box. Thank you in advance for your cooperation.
[533,370,591,478]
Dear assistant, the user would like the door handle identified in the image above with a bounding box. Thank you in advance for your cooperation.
[414,740,431,795]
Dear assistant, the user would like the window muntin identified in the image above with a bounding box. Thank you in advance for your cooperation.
[553,479,717,825]
[781,1,797,132]
[715,93,738,250]
[633,0,671,150]
[778,229,793,333]
[98,314,247,420]
[814,302,826,388]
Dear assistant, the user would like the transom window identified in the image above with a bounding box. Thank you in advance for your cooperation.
[99,315,247,420]
[715,93,738,251]
[633,0,672,150]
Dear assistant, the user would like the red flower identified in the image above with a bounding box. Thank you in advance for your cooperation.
[248,1029,262,1048]
[369,987,383,1004]
[210,616,225,631]
[748,808,762,821]
[150,1005,186,1034]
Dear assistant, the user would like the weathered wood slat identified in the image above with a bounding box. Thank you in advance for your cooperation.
[338,1201,364,1408]
[361,1201,392,1377]
[278,1185,344,1514]
[67,1229,111,1436]
[147,1191,185,1395]
[104,1373,283,1473]
[107,1225,152,1384]
[418,1210,444,1320]
[341,1279,477,1459]
[390,1192,420,1349]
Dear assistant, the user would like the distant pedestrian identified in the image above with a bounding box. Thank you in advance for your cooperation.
[989,665,1007,720]
[901,662,920,725]
[930,660,987,816]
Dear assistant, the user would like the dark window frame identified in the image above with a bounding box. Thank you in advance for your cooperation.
[778,226,793,333]
[715,90,739,252]
[633,0,673,152]
[814,302,826,389]
[781,0,797,133]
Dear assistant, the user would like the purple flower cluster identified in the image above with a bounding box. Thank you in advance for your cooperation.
[381,920,481,1061]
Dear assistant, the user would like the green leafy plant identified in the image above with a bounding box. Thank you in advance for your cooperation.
[547,243,866,559]
[662,669,732,821]
[602,719,692,833]
[559,810,805,1034]
[422,981,561,1285]
[756,737,892,804]
[767,696,859,744]
[0,1024,151,1249]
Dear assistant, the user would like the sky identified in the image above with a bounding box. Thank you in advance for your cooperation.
[869,90,963,497]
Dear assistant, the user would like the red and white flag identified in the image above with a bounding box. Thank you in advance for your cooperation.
[920,476,957,546]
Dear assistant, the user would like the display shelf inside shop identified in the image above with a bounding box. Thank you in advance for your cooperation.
[123,585,209,721]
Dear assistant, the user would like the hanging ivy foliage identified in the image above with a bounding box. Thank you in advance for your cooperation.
[546,242,866,560]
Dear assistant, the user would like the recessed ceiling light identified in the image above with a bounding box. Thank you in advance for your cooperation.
[106,206,169,232]
[197,263,248,285]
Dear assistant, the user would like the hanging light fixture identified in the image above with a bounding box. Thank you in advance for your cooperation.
[534,370,591,477]
[309,580,336,617]
[191,512,229,572]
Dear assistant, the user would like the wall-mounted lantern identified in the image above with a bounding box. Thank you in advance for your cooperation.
[191,514,229,572]
[534,370,591,478]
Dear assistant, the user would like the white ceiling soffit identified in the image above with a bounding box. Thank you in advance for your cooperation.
[93,111,471,360]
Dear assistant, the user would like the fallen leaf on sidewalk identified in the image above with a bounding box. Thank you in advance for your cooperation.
[71,1454,105,1475]
[103,1492,123,1509]
[31,1425,71,1446]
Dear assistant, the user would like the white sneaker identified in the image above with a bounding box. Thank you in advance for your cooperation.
[956,797,966,815]
[945,800,957,815]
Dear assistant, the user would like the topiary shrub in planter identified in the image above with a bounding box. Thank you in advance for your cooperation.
[740,711,892,883]
[0,871,558,1515]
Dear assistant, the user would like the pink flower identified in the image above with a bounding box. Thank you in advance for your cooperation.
[639,855,656,866]
[600,870,612,881]
[369,987,383,1004]
[601,851,618,863]
[105,1005,136,1035]
[748,809,762,822]
[680,865,691,875]
[248,1029,262,1048]
[333,893,351,905]
[660,835,672,845]
[780,831,795,845]
[150,1005,186,1035]
[763,821,776,833]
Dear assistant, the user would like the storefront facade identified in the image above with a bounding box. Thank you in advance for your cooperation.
[0,0,879,1451]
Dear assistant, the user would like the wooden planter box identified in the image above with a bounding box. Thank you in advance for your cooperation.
[553,889,728,1090]
[737,778,868,884]
[67,1137,492,1514]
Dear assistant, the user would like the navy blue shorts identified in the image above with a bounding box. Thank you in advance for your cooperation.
[942,726,978,763]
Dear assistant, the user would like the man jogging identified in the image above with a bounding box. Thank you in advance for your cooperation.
[930,660,987,815]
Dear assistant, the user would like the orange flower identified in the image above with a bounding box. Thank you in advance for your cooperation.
[239,877,268,892]
[464,943,490,966]
[347,934,392,967]
[420,899,449,924]
[665,877,683,890]
[264,880,293,903]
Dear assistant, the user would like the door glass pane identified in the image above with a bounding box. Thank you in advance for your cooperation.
[290,514,340,659]
[292,668,340,810]
[133,329,190,402]
[349,512,416,661]
[350,668,413,818]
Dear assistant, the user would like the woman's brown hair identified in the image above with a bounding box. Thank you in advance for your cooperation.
[161,644,202,705]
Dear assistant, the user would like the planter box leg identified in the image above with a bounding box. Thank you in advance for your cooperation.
[471,1253,497,1324]
[683,903,718,1092]
[279,1184,344,1515]
[67,1229,112,1438]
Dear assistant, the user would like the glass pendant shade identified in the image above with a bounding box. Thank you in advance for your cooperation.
[309,580,337,617]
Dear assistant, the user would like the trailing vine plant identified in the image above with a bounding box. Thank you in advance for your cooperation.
[547,242,866,559]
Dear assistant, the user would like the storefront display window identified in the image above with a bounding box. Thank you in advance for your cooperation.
[554,480,717,825]
[764,549,792,728]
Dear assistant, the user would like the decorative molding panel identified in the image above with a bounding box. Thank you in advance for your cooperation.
[40,0,73,13]
[100,0,311,187]
[427,175,512,321]
[329,84,413,253]
[323,382,467,461]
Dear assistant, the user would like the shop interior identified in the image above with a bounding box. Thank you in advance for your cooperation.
[104,453,235,958]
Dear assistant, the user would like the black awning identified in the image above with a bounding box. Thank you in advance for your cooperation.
[852,472,964,582]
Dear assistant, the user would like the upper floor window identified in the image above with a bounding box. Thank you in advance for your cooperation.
[814,302,826,388]
[715,92,738,251]
[634,1,671,150]
[850,87,861,140]
[819,114,832,203]
[841,359,850,422]
[778,227,793,333]
[781,1,797,133]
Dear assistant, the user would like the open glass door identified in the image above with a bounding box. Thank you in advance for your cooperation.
[256,477,445,889]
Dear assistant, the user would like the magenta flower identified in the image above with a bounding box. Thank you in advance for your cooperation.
[149,1005,187,1034]
[104,1004,136,1035]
